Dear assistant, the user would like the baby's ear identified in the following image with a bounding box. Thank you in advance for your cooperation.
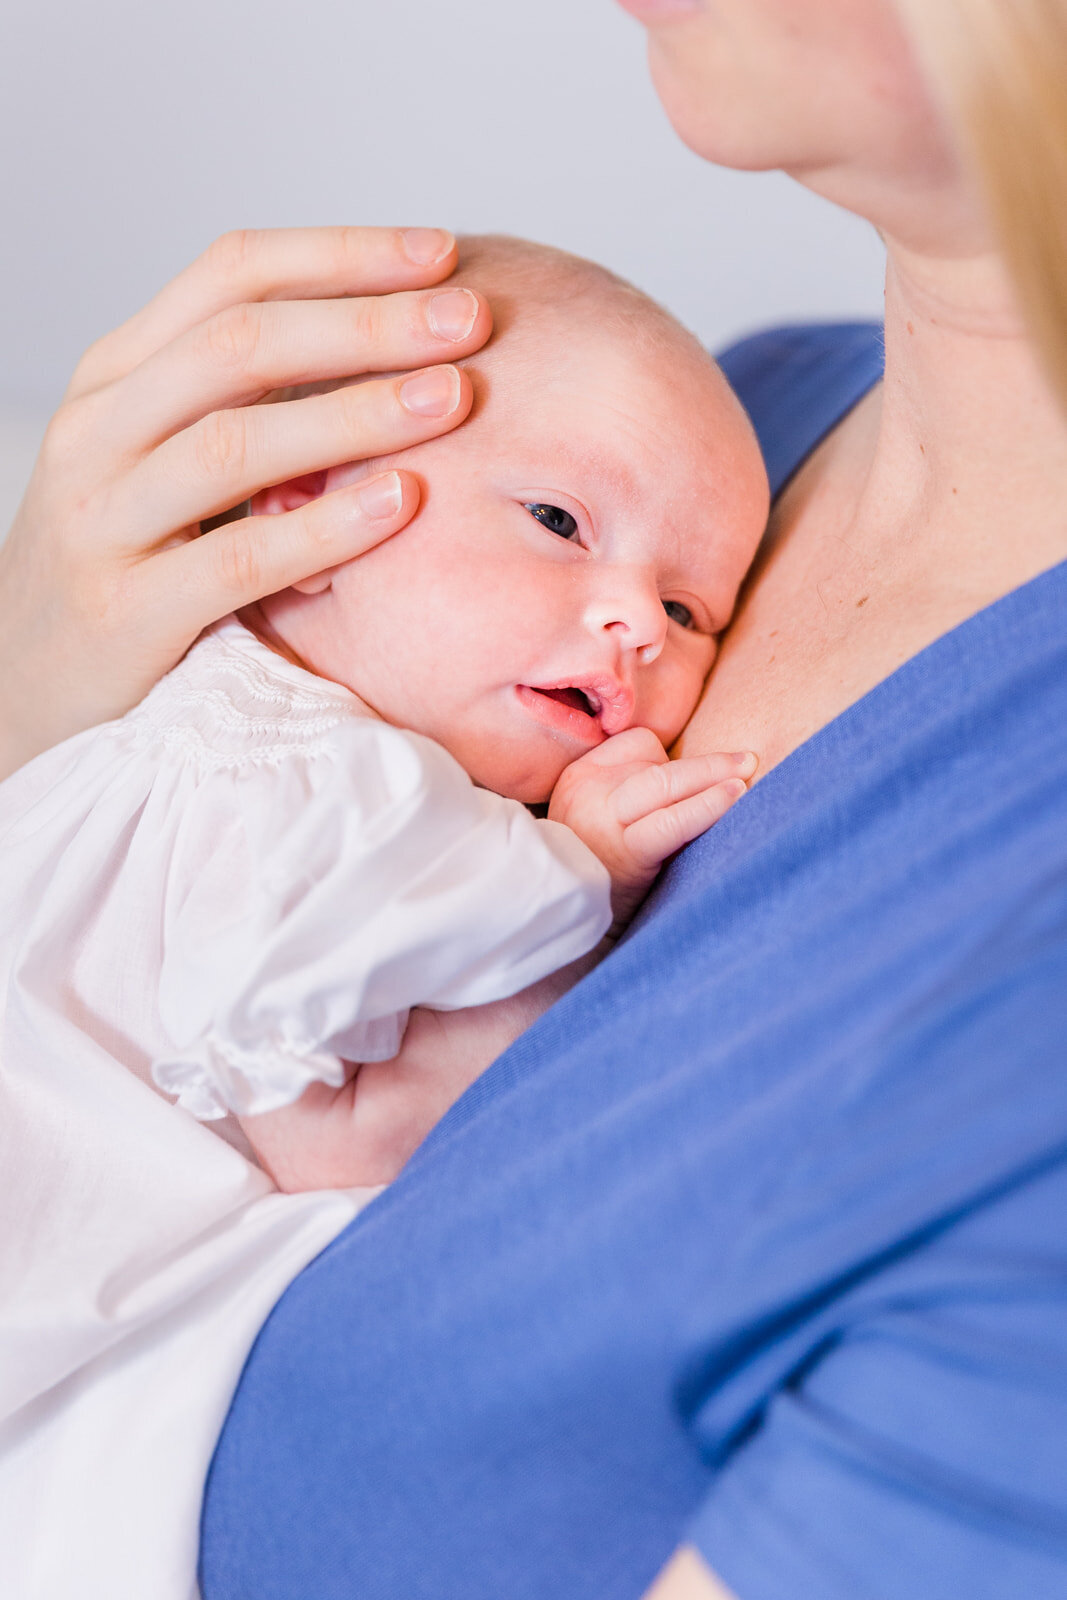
[250,470,334,594]
[250,469,330,519]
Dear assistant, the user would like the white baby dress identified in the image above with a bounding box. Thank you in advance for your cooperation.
[0,617,611,1600]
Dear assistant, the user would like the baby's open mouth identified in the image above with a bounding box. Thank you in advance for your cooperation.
[532,686,601,719]
[517,677,633,742]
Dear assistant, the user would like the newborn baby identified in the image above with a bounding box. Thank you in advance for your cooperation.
[0,236,768,1598]
[1,236,769,1195]
[221,235,769,1186]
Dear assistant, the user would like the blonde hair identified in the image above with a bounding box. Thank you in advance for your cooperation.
[897,0,1067,410]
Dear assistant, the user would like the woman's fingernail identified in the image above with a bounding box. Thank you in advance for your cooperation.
[731,751,758,774]
[722,779,748,799]
[355,470,403,519]
[400,227,454,266]
[428,288,479,342]
[399,366,461,417]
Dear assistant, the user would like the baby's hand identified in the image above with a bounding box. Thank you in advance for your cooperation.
[549,728,757,929]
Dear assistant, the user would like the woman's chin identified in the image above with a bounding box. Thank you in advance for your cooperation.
[613,0,702,21]
[647,39,800,175]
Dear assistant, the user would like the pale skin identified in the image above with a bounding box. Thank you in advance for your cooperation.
[237,300,767,1188]
[247,303,767,806]
[5,0,1067,1594]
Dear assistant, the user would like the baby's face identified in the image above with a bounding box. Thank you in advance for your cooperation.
[259,319,768,803]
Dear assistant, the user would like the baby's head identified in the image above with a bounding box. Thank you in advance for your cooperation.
[252,237,769,803]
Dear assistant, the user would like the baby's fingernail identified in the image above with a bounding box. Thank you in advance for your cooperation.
[731,751,758,775]
[399,366,462,417]
[428,288,479,342]
[354,470,403,519]
[400,227,454,266]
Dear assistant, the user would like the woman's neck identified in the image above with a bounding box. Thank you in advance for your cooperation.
[850,245,1067,591]
[680,240,1067,773]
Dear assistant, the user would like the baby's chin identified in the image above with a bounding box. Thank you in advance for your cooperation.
[451,744,564,808]
[466,767,558,808]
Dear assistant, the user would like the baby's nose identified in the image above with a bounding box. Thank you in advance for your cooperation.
[584,568,668,662]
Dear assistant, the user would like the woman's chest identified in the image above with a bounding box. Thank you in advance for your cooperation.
[679,545,917,774]
[679,476,998,777]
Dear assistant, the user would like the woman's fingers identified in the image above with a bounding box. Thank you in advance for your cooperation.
[99,286,490,455]
[613,751,757,826]
[67,226,460,399]
[0,227,487,771]
[115,365,472,542]
[154,469,419,632]
[622,779,749,868]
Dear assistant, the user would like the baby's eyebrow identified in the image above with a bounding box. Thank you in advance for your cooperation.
[535,438,641,506]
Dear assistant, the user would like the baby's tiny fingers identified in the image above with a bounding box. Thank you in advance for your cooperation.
[613,752,755,826]
[622,779,748,869]
[580,726,669,770]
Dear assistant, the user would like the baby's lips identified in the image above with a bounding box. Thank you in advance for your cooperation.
[577,674,635,736]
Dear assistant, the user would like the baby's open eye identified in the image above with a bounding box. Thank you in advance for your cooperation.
[524,503,579,542]
[663,599,696,630]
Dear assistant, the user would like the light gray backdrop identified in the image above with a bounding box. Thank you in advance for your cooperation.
[0,0,886,522]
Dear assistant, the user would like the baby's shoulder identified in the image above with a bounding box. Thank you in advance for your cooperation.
[124,618,370,774]
[122,620,473,806]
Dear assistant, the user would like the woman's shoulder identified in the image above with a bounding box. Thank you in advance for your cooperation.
[716,321,884,496]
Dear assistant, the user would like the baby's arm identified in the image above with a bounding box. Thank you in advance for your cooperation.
[241,731,754,1192]
[240,955,599,1191]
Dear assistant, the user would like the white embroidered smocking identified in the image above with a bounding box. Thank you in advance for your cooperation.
[123,619,361,773]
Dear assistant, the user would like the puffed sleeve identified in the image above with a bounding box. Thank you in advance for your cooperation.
[152,720,610,1119]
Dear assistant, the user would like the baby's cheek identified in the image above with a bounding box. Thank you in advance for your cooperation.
[459,734,572,808]
[646,654,711,744]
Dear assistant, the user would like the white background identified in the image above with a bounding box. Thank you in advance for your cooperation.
[0,0,886,524]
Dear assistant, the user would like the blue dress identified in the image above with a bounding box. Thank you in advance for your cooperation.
[200,325,1067,1600]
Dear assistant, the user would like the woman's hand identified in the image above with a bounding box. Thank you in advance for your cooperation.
[0,225,491,780]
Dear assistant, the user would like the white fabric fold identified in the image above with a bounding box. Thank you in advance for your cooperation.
[152,1031,352,1120]
[0,616,611,1599]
